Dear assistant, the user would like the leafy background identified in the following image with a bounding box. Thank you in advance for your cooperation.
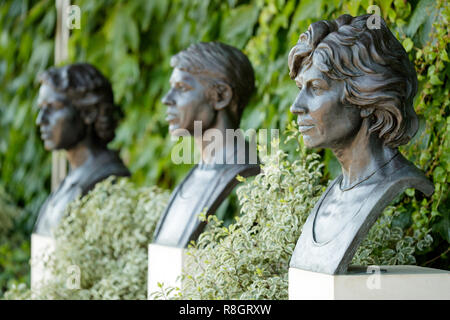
[0,0,448,296]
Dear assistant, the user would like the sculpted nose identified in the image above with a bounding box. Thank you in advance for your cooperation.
[162,90,175,106]
[36,109,45,126]
[290,92,308,115]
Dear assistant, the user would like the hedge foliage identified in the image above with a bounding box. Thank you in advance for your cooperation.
[4,177,169,299]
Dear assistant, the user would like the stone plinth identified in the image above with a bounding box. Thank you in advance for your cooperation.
[147,244,190,299]
[289,265,450,300]
[31,233,55,290]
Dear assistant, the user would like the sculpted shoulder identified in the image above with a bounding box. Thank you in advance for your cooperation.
[377,153,434,198]
[80,150,130,195]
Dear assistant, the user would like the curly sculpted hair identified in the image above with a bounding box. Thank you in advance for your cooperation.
[38,63,121,145]
[288,14,419,148]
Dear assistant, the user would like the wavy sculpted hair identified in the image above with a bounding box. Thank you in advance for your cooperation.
[288,14,419,148]
[38,63,121,145]
[170,42,255,124]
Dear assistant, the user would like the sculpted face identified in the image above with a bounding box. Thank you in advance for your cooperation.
[162,68,216,136]
[36,84,86,151]
[290,62,362,149]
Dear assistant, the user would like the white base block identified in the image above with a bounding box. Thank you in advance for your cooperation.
[289,265,450,300]
[31,233,55,290]
[147,244,187,300]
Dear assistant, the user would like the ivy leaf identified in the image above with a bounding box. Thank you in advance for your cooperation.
[405,0,435,37]
[440,50,449,62]
[379,0,394,19]
[392,211,413,230]
[433,211,450,243]
[220,4,260,48]
[432,166,446,183]
[402,38,414,52]
[429,74,443,85]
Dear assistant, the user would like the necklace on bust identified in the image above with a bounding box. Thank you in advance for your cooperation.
[339,152,399,192]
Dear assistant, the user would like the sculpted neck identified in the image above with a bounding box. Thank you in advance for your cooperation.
[331,119,398,189]
[65,135,107,170]
[194,109,243,165]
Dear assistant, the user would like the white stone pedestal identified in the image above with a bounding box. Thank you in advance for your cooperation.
[30,233,55,290]
[147,244,189,299]
[289,265,450,300]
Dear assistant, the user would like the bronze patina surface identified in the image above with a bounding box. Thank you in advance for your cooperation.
[153,42,260,248]
[34,63,130,237]
[288,15,434,274]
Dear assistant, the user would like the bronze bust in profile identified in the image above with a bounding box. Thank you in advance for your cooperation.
[288,15,434,274]
[153,42,260,248]
[34,63,130,237]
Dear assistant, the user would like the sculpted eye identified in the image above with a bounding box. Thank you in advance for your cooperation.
[52,102,65,109]
[41,103,54,111]
[176,83,191,92]
[310,81,326,95]
[311,86,322,93]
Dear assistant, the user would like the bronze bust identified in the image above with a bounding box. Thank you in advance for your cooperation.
[34,63,130,237]
[288,15,434,274]
[153,42,260,248]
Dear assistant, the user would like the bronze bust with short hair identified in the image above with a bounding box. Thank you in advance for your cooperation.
[288,14,434,274]
[34,63,130,237]
[153,42,260,248]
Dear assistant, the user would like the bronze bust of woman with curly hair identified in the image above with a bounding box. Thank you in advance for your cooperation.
[288,14,434,275]
[33,63,130,237]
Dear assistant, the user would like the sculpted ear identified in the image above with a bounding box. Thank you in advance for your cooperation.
[213,83,233,111]
[82,108,98,125]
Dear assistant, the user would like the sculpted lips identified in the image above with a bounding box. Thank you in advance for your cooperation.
[40,128,51,139]
[297,119,314,133]
[298,125,314,133]
[166,109,180,132]
[165,114,177,122]
[165,110,178,123]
